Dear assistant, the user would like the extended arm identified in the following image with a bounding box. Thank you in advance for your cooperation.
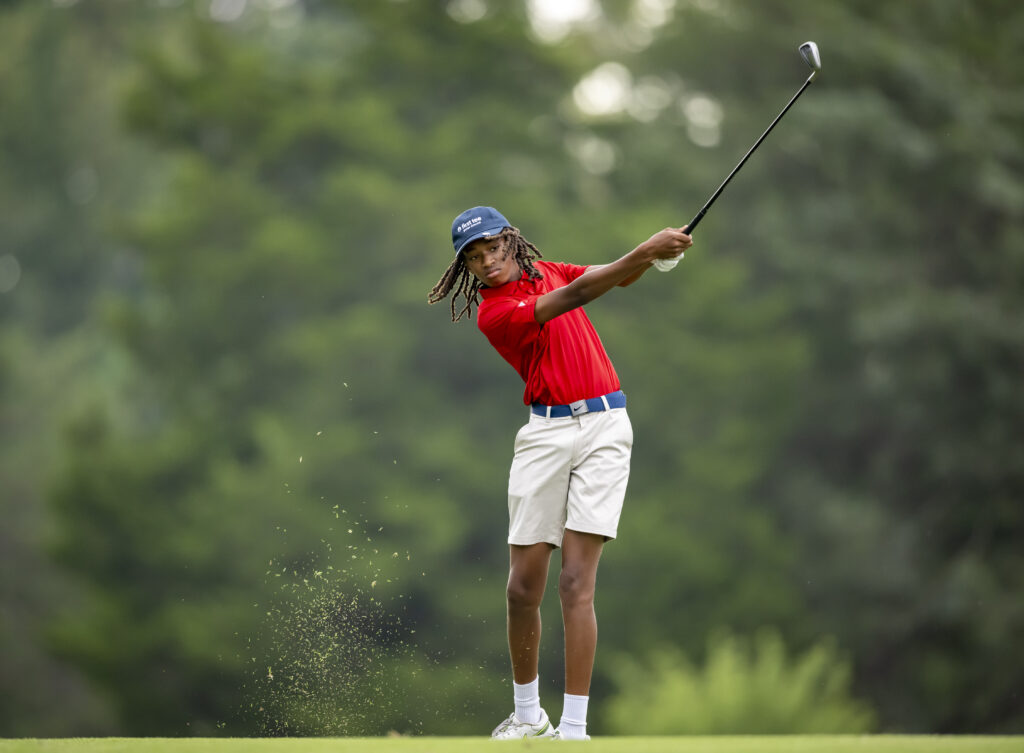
[533,227,692,324]
[587,263,651,287]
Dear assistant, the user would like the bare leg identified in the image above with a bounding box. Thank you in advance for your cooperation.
[507,542,555,683]
[559,530,605,695]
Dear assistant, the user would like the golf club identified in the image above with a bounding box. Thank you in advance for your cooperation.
[654,41,821,271]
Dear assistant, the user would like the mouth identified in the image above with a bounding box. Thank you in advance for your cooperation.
[484,268,503,280]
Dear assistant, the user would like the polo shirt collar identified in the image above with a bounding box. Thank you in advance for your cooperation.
[480,269,532,299]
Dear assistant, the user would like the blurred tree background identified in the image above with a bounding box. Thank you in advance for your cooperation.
[1,0,1022,738]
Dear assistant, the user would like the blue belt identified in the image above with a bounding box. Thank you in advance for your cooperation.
[531,390,626,418]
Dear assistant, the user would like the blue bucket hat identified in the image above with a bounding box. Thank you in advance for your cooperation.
[451,206,510,256]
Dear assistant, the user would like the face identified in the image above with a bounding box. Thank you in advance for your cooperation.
[462,236,519,287]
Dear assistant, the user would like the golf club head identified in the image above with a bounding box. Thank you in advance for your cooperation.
[799,41,821,78]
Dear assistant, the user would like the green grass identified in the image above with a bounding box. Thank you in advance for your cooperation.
[1,737,1022,753]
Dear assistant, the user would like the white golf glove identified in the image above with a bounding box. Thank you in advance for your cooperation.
[652,253,683,272]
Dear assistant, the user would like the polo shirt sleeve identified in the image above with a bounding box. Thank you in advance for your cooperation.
[477,296,541,352]
[553,262,589,282]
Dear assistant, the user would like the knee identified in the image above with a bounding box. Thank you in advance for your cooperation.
[507,574,544,612]
[558,568,594,608]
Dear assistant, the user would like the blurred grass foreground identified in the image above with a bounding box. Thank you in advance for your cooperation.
[2,738,1024,753]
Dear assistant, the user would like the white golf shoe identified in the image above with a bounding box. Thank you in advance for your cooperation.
[490,708,557,739]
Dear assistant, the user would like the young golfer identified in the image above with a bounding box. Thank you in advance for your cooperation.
[429,207,692,739]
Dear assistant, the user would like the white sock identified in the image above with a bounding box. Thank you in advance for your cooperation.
[513,677,542,724]
[559,693,589,739]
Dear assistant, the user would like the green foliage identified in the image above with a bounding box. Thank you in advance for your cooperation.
[605,630,875,735]
[2,0,1023,738]
[0,0,158,734]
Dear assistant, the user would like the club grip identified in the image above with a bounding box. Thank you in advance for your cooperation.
[685,209,705,235]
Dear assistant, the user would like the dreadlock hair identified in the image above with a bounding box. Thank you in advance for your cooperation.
[428,225,544,322]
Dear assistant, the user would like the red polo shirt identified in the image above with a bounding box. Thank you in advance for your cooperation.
[477,260,621,406]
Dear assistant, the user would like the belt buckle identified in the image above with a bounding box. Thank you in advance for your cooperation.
[569,399,588,416]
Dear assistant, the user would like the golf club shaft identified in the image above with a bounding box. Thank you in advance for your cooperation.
[685,74,815,235]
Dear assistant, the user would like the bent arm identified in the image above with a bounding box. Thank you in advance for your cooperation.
[533,227,692,324]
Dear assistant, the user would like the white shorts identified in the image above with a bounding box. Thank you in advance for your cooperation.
[507,408,633,547]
